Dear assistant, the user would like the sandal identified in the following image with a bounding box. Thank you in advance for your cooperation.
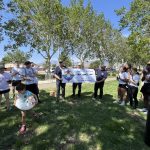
[19,125,26,134]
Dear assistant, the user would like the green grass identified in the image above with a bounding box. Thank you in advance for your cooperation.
[0,81,149,150]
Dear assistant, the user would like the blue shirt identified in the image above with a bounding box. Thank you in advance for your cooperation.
[96,69,107,81]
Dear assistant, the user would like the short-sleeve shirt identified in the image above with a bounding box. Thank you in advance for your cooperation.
[118,72,128,85]
[20,67,36,85]
[0,72,12,91]
[54,66,62,83]
[129,73,140,87]
[96,69,108,81]
[11,67,21,81]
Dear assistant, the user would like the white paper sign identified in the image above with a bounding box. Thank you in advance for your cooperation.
[62,68,96,83]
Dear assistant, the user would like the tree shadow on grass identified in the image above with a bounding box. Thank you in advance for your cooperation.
[0,89,149,150]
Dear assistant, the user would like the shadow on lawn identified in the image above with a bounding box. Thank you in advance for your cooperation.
[0,90,149,150]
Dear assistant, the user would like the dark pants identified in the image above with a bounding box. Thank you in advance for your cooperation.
[26,83,40,102]
[56,82,66,98]
[72,83,82,97]
[94,81,104,99]
[128,85,138,108]
[145,109,150,147]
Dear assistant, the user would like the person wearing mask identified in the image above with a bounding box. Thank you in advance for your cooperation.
[11,61,22,98]
[72,63,82,98]
[92,65,107,100]
[0,64,12,110]
[54,60,66,101]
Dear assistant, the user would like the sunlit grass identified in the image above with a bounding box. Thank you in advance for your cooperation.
[0,81,149,150]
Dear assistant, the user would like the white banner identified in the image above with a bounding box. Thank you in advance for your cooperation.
[62,68,96,83]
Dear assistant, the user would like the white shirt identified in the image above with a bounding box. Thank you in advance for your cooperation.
[0,72,12,91]
[129,74,140,87]
[118,72,128,85]
[11,67,21,81]
[21,67,36,85]
[32,67,38,84]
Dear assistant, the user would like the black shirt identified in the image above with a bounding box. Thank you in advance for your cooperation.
[54,66,62,83]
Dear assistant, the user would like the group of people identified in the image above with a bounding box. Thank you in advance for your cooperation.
[0,61,40,134]
[115,62,150,112]
[54,60,108,102]
[0,59,150,143]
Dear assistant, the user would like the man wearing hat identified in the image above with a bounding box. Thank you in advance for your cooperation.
[72,63,82,98]
[54,60,66,101]
[0,63,12,110]
[20,61,41,103]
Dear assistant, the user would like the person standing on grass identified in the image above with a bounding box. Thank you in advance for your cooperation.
[0,64,12,110]
[141,61,150,147]
[128,67,140,109]
[140,61,150,112]
[116,66,129,106]
[15,83,38,134]
[72,63,82,98]
[92,65,107,101]
[11,61,22,98]
[21,61,41,103]
[54,60,66,101]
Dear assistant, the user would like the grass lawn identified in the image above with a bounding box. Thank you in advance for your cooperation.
[0,81,149,150]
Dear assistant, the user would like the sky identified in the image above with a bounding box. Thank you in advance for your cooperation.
[0,0,133,64]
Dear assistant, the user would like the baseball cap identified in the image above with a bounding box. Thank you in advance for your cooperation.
[24,61,31,65]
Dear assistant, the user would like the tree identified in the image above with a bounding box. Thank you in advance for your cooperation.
[116,0,150,65]
[2,49,31,63]
[65,0,96,66]
[89,60,100,69]
[59,51,72,67]
[0,0,3,42]
[4,0,65,73]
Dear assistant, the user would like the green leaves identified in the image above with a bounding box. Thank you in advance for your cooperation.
[2,49,31,63]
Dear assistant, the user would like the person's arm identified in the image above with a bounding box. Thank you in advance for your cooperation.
[54,74,62,80]
[11,68,18,77]
[130,75,140,85]
[54,67,62,81]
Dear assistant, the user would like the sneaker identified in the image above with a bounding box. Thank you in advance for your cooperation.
[92,98,96,100]
[144,111,148,115]
[113,100,122,104]
[120,101,125,106]
[19,125,26,134]
[142,108,148,112]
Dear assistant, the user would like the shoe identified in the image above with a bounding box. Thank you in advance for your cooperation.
[92,98,96,100]
[142,108,148,112]
[120,101,125,106]
[19,125,26,134]
[143,111,148,115]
